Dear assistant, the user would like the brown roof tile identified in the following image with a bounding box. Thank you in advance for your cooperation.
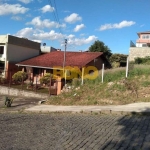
[16,51,104,68]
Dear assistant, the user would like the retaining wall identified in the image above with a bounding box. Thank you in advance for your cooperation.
[129,47,150,61]
[0,85,49,99]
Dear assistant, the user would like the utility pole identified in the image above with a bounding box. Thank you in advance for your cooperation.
[63,39,67,85]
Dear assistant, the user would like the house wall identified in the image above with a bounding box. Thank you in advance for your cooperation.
[129,47,150,61]
[136,43,145,47]
[8,35,40,50]
[136,39,150,43]
[0,35,8,43]
[7,44,40,63]
[136,33,150,45]
[86,56,103,71]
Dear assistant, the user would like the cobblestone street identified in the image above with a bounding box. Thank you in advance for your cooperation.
[0,113,150,150]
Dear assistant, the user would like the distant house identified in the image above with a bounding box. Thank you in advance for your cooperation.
[40,46,57,54]
[0,35,41,78]
[129,31,150,61]
[136,31,150,47]
[16,51,111,83]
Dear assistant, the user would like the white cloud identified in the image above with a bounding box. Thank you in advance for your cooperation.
[33,30,64,41]
[64,13,82,24]
[11,16,22,21]
[15,28,64,41]
[74,24,85,32]
[15,27,33,38]
[18,0,33,4]
[68,34,75,39]
[15,27,97,47]
[0,3,29,15]
[99,20,136,31]
[26,16,66,29]
[40,5,55,13]
[67,35,97,46]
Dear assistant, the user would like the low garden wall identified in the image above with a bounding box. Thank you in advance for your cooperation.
[0,85,49,99]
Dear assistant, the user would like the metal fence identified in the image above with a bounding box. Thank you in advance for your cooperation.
[0,71,58,95]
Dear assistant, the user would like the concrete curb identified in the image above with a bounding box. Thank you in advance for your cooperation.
[24,108,150,115]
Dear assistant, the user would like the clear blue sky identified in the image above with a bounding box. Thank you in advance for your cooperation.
[0,0,149,54]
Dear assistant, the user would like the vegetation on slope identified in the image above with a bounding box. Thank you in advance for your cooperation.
[46,65,150,105]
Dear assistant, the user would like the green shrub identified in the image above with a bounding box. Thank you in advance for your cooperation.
[12,71,27,82]
[135,57,143,64]
[135,56,150,64]
[40,73,53,85]
[111,62,120,68]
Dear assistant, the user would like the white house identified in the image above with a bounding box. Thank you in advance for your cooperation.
[0,35,40,78]
[129,31,150,61]
[136,31,150,47]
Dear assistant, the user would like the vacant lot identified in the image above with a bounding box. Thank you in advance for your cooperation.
[0,113,150,150]
[46,65,150,106]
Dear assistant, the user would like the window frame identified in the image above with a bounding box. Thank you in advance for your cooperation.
[0,46,4,54]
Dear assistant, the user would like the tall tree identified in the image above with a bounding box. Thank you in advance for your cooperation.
[89,40,112,59]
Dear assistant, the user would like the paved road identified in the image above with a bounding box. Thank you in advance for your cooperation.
[0,113,150,150]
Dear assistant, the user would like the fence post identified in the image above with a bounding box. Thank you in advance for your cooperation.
[126,56,129,78]
[102,63,104,83]
[9,71,11,88]
[49,76,51,96]
[35,75,37,92]
[21,75,23,90]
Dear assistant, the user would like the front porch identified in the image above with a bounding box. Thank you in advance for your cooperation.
[22,66,64,95]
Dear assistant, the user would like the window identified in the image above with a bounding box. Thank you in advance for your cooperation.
[146,35,149,39]
[0,61,4,70]
[142,35,150,39]
[0,46,4,54]
[142,44,147,47]
[142,35,145,39]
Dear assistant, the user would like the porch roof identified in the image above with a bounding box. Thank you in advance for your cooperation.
[16,51,104,69]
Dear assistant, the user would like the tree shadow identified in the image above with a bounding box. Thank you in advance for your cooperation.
[101,108,150,150]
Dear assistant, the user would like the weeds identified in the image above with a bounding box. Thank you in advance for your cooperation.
[45,65,150,105]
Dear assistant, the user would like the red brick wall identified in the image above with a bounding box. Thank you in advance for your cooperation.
[6,62,23,79]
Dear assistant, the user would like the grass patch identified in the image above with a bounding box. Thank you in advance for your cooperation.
[44,65,150,105]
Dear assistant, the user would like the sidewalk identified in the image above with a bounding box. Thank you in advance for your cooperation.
[25,102,150,115]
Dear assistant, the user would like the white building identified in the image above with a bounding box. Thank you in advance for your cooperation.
[0,35,40,78]
[40,46,57,53]
[129,31,150,61]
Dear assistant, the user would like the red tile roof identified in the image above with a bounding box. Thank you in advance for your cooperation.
[16,51,104,69]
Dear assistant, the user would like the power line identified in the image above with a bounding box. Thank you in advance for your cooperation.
[47,0,68,50]
[47,0,63,35]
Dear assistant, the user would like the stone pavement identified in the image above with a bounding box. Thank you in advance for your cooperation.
[1,113,150,150]
[25,102,150,115]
